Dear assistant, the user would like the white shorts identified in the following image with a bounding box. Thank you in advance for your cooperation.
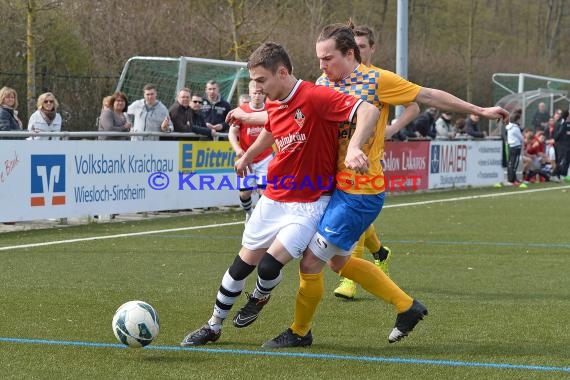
[242,195,330,258]
[308,231,354,262]
[546,145,556,161]
[240,154,273,190]
[531,157,542,170]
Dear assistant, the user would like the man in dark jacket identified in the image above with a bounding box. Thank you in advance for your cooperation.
[190,93,216,140]
[553,110,570,180]
[412,107,437,139]
[201,80,231,134]
[169,88,216,140]
[466,113,487,138]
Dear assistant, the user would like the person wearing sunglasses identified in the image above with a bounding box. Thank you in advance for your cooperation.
[27,92,62,140]
[188,93,216,140]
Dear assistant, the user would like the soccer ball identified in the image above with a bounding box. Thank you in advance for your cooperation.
[112,300,160,348]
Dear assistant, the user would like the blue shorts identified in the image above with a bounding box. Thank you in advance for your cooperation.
[317,190,385,251]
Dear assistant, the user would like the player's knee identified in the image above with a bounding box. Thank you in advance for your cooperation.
[239,191,252,200]
[257,253,284,280]
[328,255,349,273]
[299,249,326,273]
[228,255,256,281]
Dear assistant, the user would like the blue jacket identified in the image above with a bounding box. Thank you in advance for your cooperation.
[200,97,231,133]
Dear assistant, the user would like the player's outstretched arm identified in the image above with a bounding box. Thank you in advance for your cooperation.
[226,107,268,125]
[415,87,509,123]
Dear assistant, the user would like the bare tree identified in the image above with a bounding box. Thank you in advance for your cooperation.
[24,0,61,116]
[545,0,564,63]
[465,0,477,103]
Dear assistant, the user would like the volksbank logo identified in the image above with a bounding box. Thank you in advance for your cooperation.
[30,155,66,207]
[430,145,440,173]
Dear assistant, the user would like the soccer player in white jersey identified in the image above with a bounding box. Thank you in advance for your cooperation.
[228,80,274,224]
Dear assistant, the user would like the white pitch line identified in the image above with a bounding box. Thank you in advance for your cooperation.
[0,221,244,251]
[1,185,568,251]
[384,184,570,208]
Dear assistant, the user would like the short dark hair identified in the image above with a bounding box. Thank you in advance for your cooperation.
[354,25,375,47]
[143,84,156,92]
[247,42,293,74]
[317,21,362,64]
[509,112,521,124]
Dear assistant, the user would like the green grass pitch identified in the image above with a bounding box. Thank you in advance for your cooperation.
[1,184,569,379]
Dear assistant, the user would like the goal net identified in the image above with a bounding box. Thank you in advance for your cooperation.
[115,56,250,108]
[491,73,570,135]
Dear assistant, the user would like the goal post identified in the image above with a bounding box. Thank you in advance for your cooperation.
[115,56,249,107]
[491,72,570,134]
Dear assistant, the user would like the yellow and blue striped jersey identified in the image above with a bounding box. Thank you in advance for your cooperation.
[316,64,421,194]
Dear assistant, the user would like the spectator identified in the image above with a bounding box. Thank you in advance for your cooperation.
[553,109,570,180]
[96,95,114,129]
[435,111,454,139]
[505,111,525,186]
[127,84,172,141]
[27,92,62,140]
[466,113,487,138]
[532,102,549,131]
[98,92,131,140]
[553,108,564,129]
[412,107,437,139]
[526,130,550,181]
[228,80,273,223]
[167,88,194,141]
[201,80,231,134]
[189,93,216,140]
[544,116,558,173]
[102,95,113,111]
[0,86,23,139]
[453,117,470,139]
[521,128,534,181]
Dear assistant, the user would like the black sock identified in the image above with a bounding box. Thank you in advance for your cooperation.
[240,196,252,212]
[372,246,390,261]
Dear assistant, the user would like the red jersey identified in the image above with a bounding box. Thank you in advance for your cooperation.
[234,103,274,163]
[264,80,361,202]
[526,136,544,155]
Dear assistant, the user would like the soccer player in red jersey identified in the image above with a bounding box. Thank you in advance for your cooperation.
[180,41,380,346]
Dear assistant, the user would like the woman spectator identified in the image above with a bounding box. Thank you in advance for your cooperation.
[453,118,470,139]
[27,92,62,140]
[0,86,23,139]
[98,92,131,140]
[435,111,454,139]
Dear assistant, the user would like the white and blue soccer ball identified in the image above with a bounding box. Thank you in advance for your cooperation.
[112,300,160,348]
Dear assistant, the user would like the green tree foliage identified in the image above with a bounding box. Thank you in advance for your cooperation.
[0,0,568,131]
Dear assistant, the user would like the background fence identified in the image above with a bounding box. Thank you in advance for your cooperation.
[0,71,118,132]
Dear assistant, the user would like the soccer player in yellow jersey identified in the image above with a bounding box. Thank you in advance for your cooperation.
[332,24,421,299]
[261,22,509,348]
